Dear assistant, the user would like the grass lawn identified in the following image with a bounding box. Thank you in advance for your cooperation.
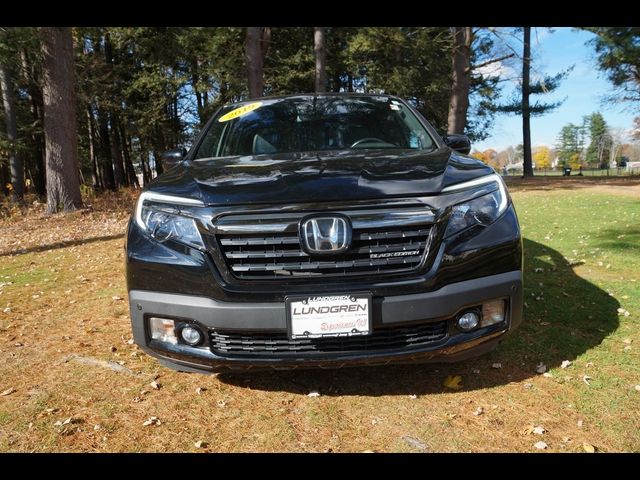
[0,183,638,452]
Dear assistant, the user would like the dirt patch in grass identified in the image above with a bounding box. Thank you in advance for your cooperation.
[0,187,638,452]
[506,176,640,197]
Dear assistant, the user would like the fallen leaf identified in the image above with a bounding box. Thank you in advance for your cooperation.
[472,368,480,374]
[542,372,554,378]
[216,400,227,408]
[491,363,502,369]
[533,426,546,435]
[443,375,463,390]
[55,417,82,427]
[109,346,117,352]
[622,338,632,345]
[577,419,584,427]
[560,360,572,369]
[582,442,596,453]
[142,416,161,427]
[362,450,375,453]
[534,441,548,450]
[150,381,161,390]
[194,440,208,449]
[582,375,592,385]
[634,385,640,392]
[536,363,547,374]
[0,387,16,396]
[195,387,206,395]
[307,391,320,398]
[524,383,533,389]
[112,296,124,301]
[562,436,571,443]
[473,407,484,416]
[408,394,417,399]
[402,436,427,451]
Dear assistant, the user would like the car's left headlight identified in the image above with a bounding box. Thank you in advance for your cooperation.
[135,191,205,249]
[443,174,509,238]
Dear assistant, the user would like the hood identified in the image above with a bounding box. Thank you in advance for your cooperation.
[150,148,494,206]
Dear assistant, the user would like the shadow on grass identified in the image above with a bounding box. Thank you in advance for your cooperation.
[217,238,620,395]
[593,226,640,252]
[0,233,125,257]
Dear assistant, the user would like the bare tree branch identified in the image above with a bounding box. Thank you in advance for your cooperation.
[469,53,515,73]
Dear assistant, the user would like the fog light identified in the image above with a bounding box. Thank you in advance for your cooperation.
[150,317,177,344]
[180,325,203,346]
[482,300,505,327]
[457,311,480,331]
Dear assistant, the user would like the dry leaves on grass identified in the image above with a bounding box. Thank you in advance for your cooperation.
[0,387,16,396]
[0,190,136,257]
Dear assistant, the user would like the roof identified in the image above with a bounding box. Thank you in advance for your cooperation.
[225,92,404,108]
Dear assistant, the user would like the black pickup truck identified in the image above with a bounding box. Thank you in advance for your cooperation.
[125,93,523,373]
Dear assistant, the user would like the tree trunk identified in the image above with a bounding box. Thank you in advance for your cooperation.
[117,118,139,188]
[314,27,327,93]
[246,27,266,98]
[40,27,82,213]
[109,114,126,187]
[447,27,473,135]
[0,163,9,197]
[19,47,46,196]
[86,105,101,189]
[140,145,151,185]
[191,60,204,124]
[522,27,534,178]
[0,63,24,202]
[96,108,115,190]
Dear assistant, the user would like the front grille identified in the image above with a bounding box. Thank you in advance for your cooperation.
[215,209,436,280]
[209,321,448,356]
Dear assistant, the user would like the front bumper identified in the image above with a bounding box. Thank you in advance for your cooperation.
[129,270,523,372]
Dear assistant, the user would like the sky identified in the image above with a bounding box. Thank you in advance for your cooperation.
[473,28,637,152]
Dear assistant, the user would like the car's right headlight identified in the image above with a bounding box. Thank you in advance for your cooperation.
[135,191,205,249]
[442,174,509,238]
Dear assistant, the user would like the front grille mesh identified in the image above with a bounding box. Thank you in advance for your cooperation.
[209,321,448,356]
[217,226,432,279]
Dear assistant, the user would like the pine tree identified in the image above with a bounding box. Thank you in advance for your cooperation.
[494,27,569,177]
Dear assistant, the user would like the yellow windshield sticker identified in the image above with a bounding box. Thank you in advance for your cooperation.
[218,102,263,122]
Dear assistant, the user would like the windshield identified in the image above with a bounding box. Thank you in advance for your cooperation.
[193,95,436,159]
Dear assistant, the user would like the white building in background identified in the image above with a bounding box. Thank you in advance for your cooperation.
[505,161,537,171]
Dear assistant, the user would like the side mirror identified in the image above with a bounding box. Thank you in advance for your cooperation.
[443,134,471,155]
[160,148,187,167]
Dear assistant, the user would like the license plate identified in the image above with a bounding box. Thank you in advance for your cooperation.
[286,294,372,339]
